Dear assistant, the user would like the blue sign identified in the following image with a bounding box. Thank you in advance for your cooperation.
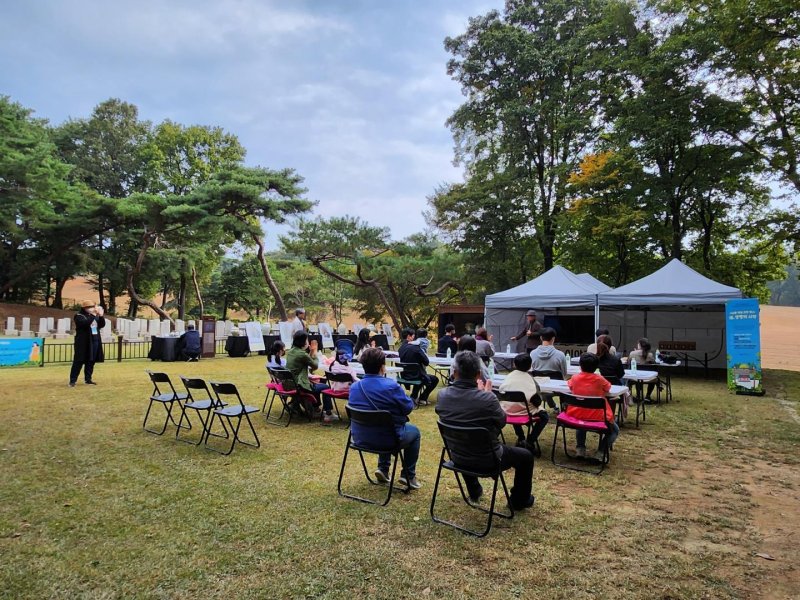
[0,338,44,367]
[725,299,762,394]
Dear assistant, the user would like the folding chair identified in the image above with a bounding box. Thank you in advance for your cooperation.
[337,404,410,506]
[430,421,514,537]
[143,371,189,436]
[262,368,281,412]
[176,376,229,445]
[265,368,319,427]
[320,371,355,423]
[396,362,425,407]
[205,382,260,455]
[551,394,614,475]
[499,390,544,457]
[531,369,563,410]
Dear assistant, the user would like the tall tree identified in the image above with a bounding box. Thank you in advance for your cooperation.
[444,0,633,270]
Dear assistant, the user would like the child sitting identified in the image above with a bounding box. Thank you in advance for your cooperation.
[329,348,359,392]
[413,328,430,354]
[566,352,620,461]
[498,353,548,450]
[266,341,286,370]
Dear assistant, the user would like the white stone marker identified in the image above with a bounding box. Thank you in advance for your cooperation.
[54,318,70,339]
[159,320,171,337]
[17,317,34,337]
[37,318,50,338]
[4,316,18,336]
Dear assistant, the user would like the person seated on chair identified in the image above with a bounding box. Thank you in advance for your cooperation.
[347,347,422,489]
[413,328,431,354]
[596,335,624,382]
[266,340,286,370]
[529,327,567,379]
[449,335,490,382]
[499,353,548,450]
[177,323,201,361]
[474,326,495,359]
[353,328,375,360]
[286,331,339,423]
[566,353,620,461]
[437,323,458,356]
[436,351,535,509]
[398,327,438,404]
[329,347,359,391]
[629,337,657,400]
[587,328,617,355]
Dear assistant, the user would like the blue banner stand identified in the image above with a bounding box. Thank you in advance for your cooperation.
[725,299,764,396]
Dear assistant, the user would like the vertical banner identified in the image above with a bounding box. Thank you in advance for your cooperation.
[725,298,763,395]
[0,338,44,367]
[278,321,294,347]
[382,323,395,346]
[243,322,265,352]
[318,323,334,349]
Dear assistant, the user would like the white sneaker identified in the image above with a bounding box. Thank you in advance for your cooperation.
[398,476,422,490]
[575,446,586,458]
[594,450,606,462]
[374,469,390,484]
[323,412,340,423]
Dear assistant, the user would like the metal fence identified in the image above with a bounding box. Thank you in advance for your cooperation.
[41,337,230,364]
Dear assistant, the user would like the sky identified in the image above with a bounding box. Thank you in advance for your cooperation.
[0,0,504,248]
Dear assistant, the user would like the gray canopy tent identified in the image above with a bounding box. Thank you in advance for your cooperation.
[484,266,612,350]
[597,259,742,370]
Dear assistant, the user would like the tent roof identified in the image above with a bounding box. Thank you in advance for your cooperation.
[598,259,741,306]
[485,265,609,309]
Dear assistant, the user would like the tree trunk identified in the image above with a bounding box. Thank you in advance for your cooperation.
[160,281,168,311]
[97,271,106,308]
[252,233,288,321]
[191,267,204,317]
[127,232,174,324]
[53,277,67,309]
[177,264,187,319]
[107,282,117,315]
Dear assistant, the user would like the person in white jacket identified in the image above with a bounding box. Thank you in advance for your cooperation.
[499,353,549,450]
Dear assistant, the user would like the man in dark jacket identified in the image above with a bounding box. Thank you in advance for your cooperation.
[69,300,105,387]
[436,324,458,356]
[435,350,534,509]
[177,323,201,361]
[398,327,438,404]
[510,310,542,351]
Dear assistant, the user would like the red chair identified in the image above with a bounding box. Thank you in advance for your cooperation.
[320,371,356,423]
[551,394,614,475]
[499,390,544,457]
[264,368,319,427]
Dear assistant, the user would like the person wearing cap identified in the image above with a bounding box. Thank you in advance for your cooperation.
[290,308,307,336]
[69,300,105,387]
[510,310,543,351]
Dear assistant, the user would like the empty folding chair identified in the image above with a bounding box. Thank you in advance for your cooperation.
[430,421,514,537]
[176,376,229,445]
[337,404,410,506]
[143,371,189,436]
[205,382,260,455]
[551,393,614,475]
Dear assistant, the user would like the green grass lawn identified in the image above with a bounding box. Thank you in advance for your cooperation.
[1,358,798,599]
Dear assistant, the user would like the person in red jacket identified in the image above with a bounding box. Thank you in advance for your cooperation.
[566,352,619,460]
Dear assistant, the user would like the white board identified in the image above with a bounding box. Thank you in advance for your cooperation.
[318,322,334,349]
[244,322,265,352]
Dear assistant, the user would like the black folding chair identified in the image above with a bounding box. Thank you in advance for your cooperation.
[396,362,425,407]
[551,394,614,475]
[176,376,229,445]
[320,371,355,423]
[143,371,189,436]
[531,369,563,410]
[430,421,514,537]
[205,382,260,455]
[265,368,319,426]
[337,404,410,506]
[498,390,544,457]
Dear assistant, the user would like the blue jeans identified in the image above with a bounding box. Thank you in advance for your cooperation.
[378,423,421,479]
[309,382,332,411]
[576,420,620,451]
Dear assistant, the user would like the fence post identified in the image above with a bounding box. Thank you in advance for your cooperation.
[117,335,124,363]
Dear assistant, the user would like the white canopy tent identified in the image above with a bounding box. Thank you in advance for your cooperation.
[598,259,742,369]
[484,266,611,350]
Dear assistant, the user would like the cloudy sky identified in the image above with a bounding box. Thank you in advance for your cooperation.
[0,0,504,247]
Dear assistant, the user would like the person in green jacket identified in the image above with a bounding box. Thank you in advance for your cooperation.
[285,331,339,423]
